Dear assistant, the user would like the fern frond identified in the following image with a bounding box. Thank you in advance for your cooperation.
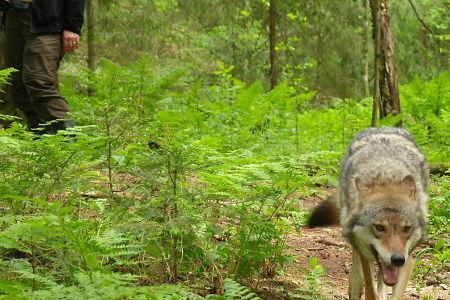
[222,279,261,300]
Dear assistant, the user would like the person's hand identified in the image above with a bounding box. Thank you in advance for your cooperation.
[63,30,80,53]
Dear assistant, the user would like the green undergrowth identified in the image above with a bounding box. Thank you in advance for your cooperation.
[0,61,448,299]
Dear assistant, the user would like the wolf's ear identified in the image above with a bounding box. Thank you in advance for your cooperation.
[401,175,416,196]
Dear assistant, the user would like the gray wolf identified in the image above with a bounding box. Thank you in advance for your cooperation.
[308,127,428,300]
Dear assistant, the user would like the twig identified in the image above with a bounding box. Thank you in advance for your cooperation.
[317,239,345,247]
[307,247,325,251]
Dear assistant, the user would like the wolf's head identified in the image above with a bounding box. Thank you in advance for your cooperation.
[347,175,427,286]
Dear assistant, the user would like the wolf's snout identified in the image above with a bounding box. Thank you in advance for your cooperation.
[391,253,405,266]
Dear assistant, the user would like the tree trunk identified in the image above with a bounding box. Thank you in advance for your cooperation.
[0,13,12,123]
[370,0,400,122]
[86,0,95,71]
[362,0,370,97]
[86,0,95,96]
[269,0,277,89]
[0,13,4,67]
[371,0,381,127]
[418,27,426,70]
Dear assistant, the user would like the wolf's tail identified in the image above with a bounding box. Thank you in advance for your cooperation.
[307,195,340,228]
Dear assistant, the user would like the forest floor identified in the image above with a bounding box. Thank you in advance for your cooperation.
[265,189,450,300]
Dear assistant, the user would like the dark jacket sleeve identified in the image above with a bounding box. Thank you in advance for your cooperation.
[62,0,85,34]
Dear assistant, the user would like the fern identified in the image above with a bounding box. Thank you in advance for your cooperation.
[0,42,448,299]
[221,279,261,300]
[0,68,15,87]
[289,258,327,300]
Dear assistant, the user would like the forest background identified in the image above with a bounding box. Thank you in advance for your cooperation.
[0,0,449,299]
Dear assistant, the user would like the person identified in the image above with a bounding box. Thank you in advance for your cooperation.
[1,0,85,134]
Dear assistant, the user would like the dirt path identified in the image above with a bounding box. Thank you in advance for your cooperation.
[280,190,450,300]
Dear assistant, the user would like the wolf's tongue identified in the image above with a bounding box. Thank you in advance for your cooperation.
[381,264,399,286]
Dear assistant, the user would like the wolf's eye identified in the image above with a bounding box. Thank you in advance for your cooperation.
[403,226,412,233]
[374,224,385,232]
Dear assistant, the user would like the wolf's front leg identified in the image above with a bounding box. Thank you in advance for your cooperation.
[377,270,387,300]
[349,249,364,300]
[359,254,378,300]
[391,256,414,299]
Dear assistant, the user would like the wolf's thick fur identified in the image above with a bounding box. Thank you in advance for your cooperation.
[308,127,428,300]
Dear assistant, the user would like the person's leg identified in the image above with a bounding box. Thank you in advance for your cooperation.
[22,27,72,125]
[3,10,40,128]
[0,22,13,122]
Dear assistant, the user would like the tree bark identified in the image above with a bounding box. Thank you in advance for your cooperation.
[0,13,12,122]
[0,13,4,67]
[371,0,381,127]
[269,0,277,89]
[362,0,370,98]
[87,0,95,71]
[370,0,400,122]
[86,0,95,96]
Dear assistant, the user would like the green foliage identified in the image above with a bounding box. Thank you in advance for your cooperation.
[415,175,450,273]
[1,0,449,297]
[289,258,326,300]
[428,175,450,236]
[391,0,450,79]
[221,279,261,300]
[0,68,17,121]
[0,68,14,87]
[401,71,450,162]
[1,271,211,300]
[82,0,449,98]
[1,56,449,298]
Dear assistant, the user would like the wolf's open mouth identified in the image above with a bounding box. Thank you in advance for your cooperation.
[370,245,399,286]
[378,262,399,286]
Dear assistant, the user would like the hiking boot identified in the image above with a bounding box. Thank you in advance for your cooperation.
[25,112,43,131]
[33,119,76,135]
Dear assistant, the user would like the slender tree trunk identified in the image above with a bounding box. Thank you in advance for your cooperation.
[418,27,426,70]
[370,0,400,122]
[87,0,95,70]
[0,13,4,67]
[0,14,12,123]
[86,0,95,96]
[380,1,400,116]
[371,0,381,127]
[86,0,95,70]
[362,0,370,97]
[269,0,277,89]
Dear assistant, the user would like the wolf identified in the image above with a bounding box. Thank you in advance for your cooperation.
[308,127,428,300]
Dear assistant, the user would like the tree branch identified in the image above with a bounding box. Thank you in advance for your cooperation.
[407,0,434,36]
[407,0,440,75]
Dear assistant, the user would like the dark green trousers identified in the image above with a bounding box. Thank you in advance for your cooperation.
[3,10,71,128]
